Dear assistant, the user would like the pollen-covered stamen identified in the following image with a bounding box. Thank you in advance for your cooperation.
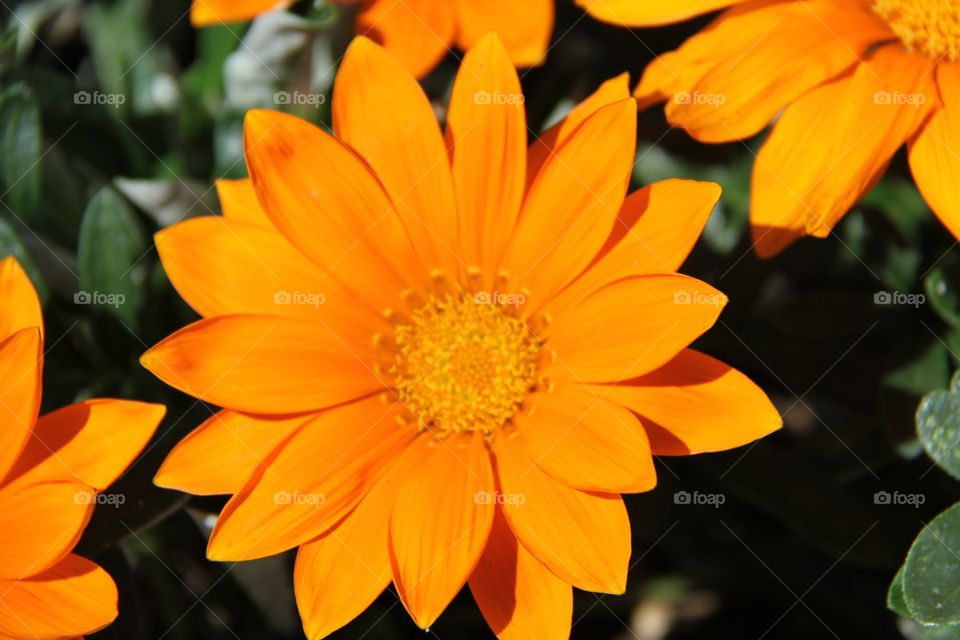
[873,0,960,61]
[393,293,542,437]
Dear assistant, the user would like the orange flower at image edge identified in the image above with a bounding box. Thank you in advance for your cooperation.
[143,34,781,640]
[191,0,554,78]
[0,258,164,639]
[580,0,960,257]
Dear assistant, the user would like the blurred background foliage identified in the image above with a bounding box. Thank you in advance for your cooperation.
[2,0,960,638]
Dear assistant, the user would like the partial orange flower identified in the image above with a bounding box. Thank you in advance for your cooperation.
[143,34,780,639]
[0,257,164,639]
[580,0,960,257]
[191,0,554,77]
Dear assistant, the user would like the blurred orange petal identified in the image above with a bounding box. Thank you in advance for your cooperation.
[579,0,742,25]
[455,0,553,67]
[910,62,960,240]
[356,0,455,79]
[752,47,936,256]
[191,0,287,26]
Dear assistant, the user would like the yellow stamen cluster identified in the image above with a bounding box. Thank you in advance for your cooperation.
[393,293,541,437]
[873,0,960,61]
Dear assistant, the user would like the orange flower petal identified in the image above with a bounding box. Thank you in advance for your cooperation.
[155,216,386,337]
[191,0,287,26]
[155,410,306,496]
[547,179,721,317]
[543,274,726,383]
[243,109,424,307]
[528,73,631,189]
[446,33,526,276]
[0,554,117,640]
[0,555,117,639]
[493,436,630,593]
[0,328,42,481]
[455,0,553,67]
[215,178,270,227]
[355,0,455,78]
[663,1,890,142]
[294,444,417,639]
[4,399,163,491]
[468,507,572,640]
[334,36,459,273]
[141,315,384,415]
[578,0,741,25]
[391,433,495,629]
[503,99,636,307]
[594,349,781,455]
[0,257,43,342]
[632,1,768,109]
[634,50,689,110]
[207,397,415,560]
[0,480,93,580]
[752,46,937,257]
[517,384,656,493]
[910,62,960,240]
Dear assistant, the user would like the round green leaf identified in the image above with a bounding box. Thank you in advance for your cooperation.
[903,502,960,625]
[917,372,960,481]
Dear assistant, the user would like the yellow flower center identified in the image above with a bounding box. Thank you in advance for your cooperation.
[393,293,542,437]
[873,0,960,61]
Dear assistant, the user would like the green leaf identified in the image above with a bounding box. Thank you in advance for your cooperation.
[864,176,930,243]
[889,565,912,617]
[917,371,960,481]
[0,83,42,222]
[77,187,147,325]
[903,502,960,625]
[886,341,950,397]
[927,259,960,329]
[82,0,178,117]
[0,216,46,302]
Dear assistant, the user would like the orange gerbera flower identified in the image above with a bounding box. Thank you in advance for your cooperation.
[0,257,164,639]
[143,34,780,639]
[580,0,960,257]
[191,0,553,77]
